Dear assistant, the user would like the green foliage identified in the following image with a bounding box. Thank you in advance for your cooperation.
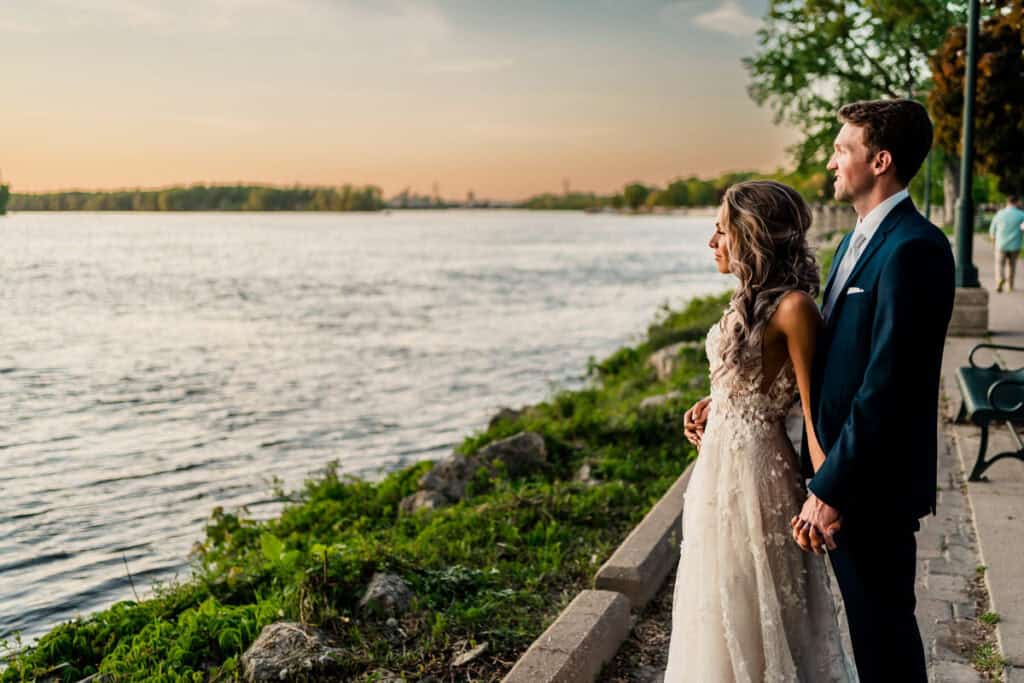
[745,0,966,172]
[522,170,838,212]
[3,292,738,681]
[95,599,278,682]
[622,183,650,211]
[817,237,844,290]
[0,184,9,216]
[979,611,1000,625]
[929,2,1024,195]
[8,184,385,212]
[521,192,603,210]
[971,642,1006,674]
[644,292,734,353]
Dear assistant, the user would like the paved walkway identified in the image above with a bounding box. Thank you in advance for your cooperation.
[941,235,1024,681]
[604,235,1023,682]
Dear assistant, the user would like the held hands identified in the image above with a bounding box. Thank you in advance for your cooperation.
[790,493,842,555]
[683,397,711,449]
[686,396,840,554]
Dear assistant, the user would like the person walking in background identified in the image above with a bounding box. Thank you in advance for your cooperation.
[989,194,1024,292]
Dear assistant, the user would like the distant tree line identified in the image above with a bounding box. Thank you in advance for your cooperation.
[524,163,1005,214]
[524,169,848,211]
[8,184,385,212]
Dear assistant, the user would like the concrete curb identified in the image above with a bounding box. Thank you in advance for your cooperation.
[503,464,694,683]
[594,464,693,609]
[502,590,631,683]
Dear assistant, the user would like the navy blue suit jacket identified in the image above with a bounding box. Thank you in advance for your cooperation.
[802,197,955,523]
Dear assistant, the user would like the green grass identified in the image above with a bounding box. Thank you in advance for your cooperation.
[980,611,1001,626]
[2,293,733,682]
[972,642,1006,676]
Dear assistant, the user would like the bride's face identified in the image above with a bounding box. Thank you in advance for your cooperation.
[709,206,732,274]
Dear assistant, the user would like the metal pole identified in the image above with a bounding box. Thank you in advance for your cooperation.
[955,0,981,288]
[924,152,932,221]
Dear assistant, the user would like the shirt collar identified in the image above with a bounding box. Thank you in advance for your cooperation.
[854,188,909,243]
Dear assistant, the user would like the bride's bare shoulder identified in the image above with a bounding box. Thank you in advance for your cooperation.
[770,290,821,336]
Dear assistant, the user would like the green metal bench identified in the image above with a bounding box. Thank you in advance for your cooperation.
[955,343,1024,481]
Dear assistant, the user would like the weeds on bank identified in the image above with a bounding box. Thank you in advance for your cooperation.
[2,293,732,682]
[972,642,1006,678]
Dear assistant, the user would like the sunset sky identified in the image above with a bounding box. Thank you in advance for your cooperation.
[2,0,799,200]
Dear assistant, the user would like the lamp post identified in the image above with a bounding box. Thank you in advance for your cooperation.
[955,0,981,288]
[948,0,988,336]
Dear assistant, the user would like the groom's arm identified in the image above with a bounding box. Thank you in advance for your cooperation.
[807,236,954,513]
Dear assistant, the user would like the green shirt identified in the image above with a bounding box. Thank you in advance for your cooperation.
[990,206,1024,252]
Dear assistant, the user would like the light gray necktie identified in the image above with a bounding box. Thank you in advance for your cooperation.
[823,231,867,321]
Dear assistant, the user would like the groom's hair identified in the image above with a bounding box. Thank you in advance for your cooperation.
[838,99,933,186]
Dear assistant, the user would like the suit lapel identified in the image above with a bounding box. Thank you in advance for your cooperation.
[826,197,914,325]
[844,197,913,288]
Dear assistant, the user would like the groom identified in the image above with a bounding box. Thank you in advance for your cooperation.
[685,99,955,681]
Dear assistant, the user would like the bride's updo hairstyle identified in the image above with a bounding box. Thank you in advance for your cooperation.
[716,180,819,379]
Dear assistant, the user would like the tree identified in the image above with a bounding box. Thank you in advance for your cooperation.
[685,177,717,207]
[930,1,1024,196]
[662,179,690,206]
[622,183,650,211]
[744,0,966,211]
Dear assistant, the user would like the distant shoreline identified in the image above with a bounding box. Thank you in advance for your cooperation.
[1,206,719,214]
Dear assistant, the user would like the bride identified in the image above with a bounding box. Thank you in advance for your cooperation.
[664,180,856,682]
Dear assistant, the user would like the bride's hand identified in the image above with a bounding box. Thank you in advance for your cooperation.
[684,397,711,448]
[791,495,842,553]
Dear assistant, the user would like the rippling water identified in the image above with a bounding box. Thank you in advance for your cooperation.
[0,209,727,641]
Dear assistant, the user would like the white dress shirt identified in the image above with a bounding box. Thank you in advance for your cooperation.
[822,188,909,320]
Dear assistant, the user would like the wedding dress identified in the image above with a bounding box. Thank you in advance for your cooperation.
[664,302,856,682]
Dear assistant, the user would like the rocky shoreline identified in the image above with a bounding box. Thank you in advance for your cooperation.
[3,291,731,682]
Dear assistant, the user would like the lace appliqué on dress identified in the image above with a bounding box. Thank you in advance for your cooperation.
[664,300,857,682]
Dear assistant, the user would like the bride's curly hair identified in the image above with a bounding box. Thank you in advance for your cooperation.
[715,180,820,380]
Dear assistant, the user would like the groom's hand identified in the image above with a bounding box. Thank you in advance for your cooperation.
[683,397,711,448]
[791,494,841,554]
[790,517,843,554]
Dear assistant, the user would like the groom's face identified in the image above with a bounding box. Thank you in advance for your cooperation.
[828,123,875,203]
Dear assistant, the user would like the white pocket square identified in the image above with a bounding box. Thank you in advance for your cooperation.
[846,286,865,294]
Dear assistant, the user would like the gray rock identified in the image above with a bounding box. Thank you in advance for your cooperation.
[418,432,547,503]
[646,342,687,381]
[240,622,342,682]
[359,572,413,617]
[488,406,524,429]
[418,453,482,501]
[638,391,682,410]
[476,431,546,477]
[398,489,449,514]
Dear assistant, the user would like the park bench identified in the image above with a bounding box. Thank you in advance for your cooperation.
[955,343,1024,481]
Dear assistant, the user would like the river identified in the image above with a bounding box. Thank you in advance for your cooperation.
[0,209,727,641]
